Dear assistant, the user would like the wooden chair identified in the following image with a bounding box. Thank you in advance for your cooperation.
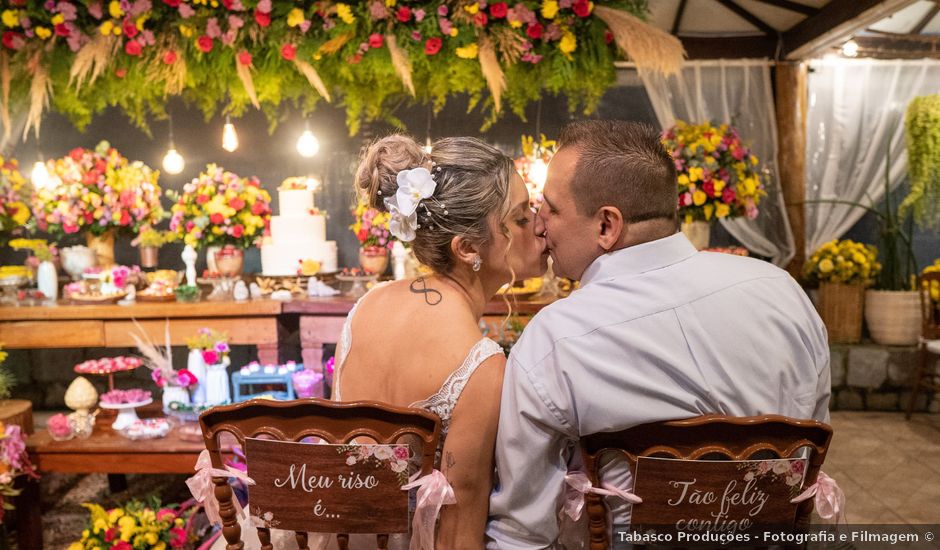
[199,398,441,550]
[580,414,833,550]
[907,272,940,419]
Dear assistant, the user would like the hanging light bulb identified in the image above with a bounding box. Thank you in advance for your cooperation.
[296,126,320,157]
[30,160,50,190]
[424,136,433,154]
[304,176,322,192]
[841,39,859,58]
[162,147,185,175]
[222,115,239,152]
[528,157,548,190]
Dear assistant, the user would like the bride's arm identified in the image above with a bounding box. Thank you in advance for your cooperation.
[435,354,506,550]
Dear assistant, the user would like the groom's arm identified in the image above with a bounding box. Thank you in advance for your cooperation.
[485,353,573,550]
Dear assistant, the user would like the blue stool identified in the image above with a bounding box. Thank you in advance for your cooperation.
[231,371,296,402]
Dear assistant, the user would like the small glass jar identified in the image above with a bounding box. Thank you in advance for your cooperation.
[68,411,97,439]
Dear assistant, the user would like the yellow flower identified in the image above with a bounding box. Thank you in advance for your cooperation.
[541,0,559,19]
[10,202,30,225]
[449,27,458,37]
[336,3,355,24]
[688,166,704,183]
[703,203,715,220]
[456,43,478,59]
[677,174,690,186]
[179,24,194,37]
[287,8,305,27]
[509,18,522,28]
[692,190,707,206]
[558,31,576,57]
[67,544,84,550]
[715,203,730,218]
[35,26,52,39]
[819,258,834,273]
[109,0,124,18]
[108,508,125,523]
[2,10,18,28]
[385,0,396,6]
[144,532,158,545]
[713,179,725,192]
[464,3,479,15]
[51,13,65,25]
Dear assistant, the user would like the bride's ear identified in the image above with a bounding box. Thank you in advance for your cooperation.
[450,235,480,270]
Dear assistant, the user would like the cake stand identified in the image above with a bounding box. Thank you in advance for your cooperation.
[73,356,143,391]
[335,273,378,299]
[99,398,153,430]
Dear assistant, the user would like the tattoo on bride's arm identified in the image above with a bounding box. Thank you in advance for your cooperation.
[410,277,442,306]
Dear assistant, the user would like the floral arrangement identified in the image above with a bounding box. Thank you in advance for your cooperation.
[901,95,940,231]
[0,1,667,136]
[168,164,271,249]
[151,367,198,390]
[514,133,556,209]
[803,239,881,287]
[350,196,393,250]
[0,154,31,238]
[9,237,57,262]
[923,259,940,304]
[0,420,39,524]
[662,121,767,224]
[68,499,193,550]
[132,226,177,248]
[185,328,230,365]
[29,141,164,236]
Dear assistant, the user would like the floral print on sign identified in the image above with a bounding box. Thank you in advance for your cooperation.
[337,444,411,485]
[738,459,806,497]
[250,505,281,529]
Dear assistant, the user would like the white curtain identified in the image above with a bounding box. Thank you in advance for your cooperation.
[638,60,794,266]
[804,58,940,255]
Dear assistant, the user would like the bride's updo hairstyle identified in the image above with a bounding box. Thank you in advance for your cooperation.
[355,134,515,274]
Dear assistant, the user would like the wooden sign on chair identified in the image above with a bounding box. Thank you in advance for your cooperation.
[245,438,411,534]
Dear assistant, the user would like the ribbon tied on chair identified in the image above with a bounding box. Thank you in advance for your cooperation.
[562,470,642,522]
[186,449,256,526]
[790,471,845,522]
[401,469,456,550]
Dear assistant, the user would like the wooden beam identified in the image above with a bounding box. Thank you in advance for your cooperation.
[854,34,940,58]
[910,1,940,33]
[716,0,778,35]
[783,0,919,59]
[680,36,779,59]
[672,0,688,35]
[775,62,808,277]
[752,0,819,17]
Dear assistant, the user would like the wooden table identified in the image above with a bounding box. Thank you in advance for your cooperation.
[0,300,285,365]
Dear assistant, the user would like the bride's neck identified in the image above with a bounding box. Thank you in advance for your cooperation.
[437,271,490,320]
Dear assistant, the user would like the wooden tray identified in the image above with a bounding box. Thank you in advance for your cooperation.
[136,292,176,303]
[69,293,126,305]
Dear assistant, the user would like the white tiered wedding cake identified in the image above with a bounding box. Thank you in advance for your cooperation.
[260,179,337,275]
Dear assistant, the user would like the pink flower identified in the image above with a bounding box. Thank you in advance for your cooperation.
[393,446,409,460]
[437,5,448,16]
[202,350,219,365]
[237,50,252,65]
[197,35,213,53]
[176,369,198,388]
[368,33,383,48]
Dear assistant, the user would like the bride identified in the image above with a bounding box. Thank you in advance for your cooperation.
[332,134,548,549]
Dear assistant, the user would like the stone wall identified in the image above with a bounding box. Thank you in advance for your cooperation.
[830,344,938,413]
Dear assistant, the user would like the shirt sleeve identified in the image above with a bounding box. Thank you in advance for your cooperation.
[485,353,572,550]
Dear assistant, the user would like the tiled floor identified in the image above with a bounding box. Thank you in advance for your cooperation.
[826,411,940,524]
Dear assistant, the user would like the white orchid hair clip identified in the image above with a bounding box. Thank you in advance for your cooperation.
[384,165,448,242]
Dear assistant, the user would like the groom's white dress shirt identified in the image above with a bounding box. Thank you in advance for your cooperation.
[485,233,830,549]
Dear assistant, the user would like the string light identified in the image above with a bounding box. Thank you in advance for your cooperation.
[841,39,859,58]
[297,123,320,157]
[222,115,239,152]
[162,114,185,175]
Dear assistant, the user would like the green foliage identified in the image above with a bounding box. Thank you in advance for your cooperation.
[901,95,940,231]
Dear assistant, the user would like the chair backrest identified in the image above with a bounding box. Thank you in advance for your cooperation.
[199,398,441,550]
[921,272,940,339]
[580,415,833,550]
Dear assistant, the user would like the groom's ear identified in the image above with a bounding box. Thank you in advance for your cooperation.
[595,206,624,252]
[450,235,479,269]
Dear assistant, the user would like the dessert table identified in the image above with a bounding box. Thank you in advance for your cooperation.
[0,300,285,365]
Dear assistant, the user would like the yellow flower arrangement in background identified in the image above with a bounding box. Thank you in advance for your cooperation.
[804,239,881,287]
[69,499,193,550]
[922,259,940,304]
[0,154,31,238]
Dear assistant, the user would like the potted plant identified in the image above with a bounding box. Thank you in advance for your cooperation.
[131,226,175,269]
[186,328,231,406]
[899,95,940,232]
[349,195,394,274]
[804,239,880,344]
[661,121,767,249]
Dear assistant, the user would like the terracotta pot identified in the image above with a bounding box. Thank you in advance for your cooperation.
[359,246,389,275]
[865,290,921,345]
[681,221,711,250]
[139,246,159,268]
[818,282,865,344]
[86,231,115,267]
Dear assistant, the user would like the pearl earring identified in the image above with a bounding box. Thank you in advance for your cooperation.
[472,255,482,272]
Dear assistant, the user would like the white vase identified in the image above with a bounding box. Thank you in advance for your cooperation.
[204,361,231,406]
[188,349,208,405]
[681,221,711,250]
[162,385,191,414]
[864,289,921,345]
[37,261,58,301]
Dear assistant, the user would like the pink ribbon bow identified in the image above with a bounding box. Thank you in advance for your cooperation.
[185,449,256,526]
[790,471,845,522]
[401,469,456,550]
[562,471,642,522]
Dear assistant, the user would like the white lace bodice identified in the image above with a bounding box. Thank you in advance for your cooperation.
[332,289,504,458]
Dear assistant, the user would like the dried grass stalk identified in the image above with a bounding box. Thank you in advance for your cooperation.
[479,37,506,113]
[236,59,260,109]
[594,6,685,76]
[293,59,331,103]
[386,34,415,97]
[69,34,117,90]
[1,52,10,144]
[318,31,353,56]
[492,26,527,64]
[164,55,187,96]
[23,52,50,141]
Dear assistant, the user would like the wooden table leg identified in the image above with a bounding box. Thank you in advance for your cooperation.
[15,477,41,550]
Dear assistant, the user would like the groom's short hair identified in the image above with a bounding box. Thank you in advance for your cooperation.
[557,120,677,225]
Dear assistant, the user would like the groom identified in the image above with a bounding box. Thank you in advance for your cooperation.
[485,120,830,549]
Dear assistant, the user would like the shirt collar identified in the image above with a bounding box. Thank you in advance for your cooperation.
[580,232,697,286]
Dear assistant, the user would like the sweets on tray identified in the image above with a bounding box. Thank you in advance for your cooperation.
[47,413,73,440]
[74,356,143,374]
[121,418,171,440]
[100,388,152,404]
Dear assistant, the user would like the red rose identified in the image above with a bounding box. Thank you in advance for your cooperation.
[69,148,84,161]
[96,158,108,172]
[163,0,181,6]
[222,0,235,9]
[254,9,270,27]
[396,6,411,22]
[115,68,127,78]
[229,197,245,210]
[280,43,297,61]
[722,188,736,204]
[489,2,508,18]
[111,542,132,550]
[237,50,252,65]
[104,527,118,542]
[231,224,244,238]
[197,35,213,53]
[162,50,178,64]
[526,23,543,40]
[368,33,383,48]
[573,0,591,17]
[54,23,71,37]
[473,12,488,26]
[210,213,224,225]
[357,228,368,242]
[196,194,210,205]
[119,210,131,225]
[702,181,715,197]
[1,32,24,51]
[424,37,442,55]
[122,18,138,38]
[251,201,265,215]
[124,40,142,56]
[349,53,362,64]
[185,221,194,232]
